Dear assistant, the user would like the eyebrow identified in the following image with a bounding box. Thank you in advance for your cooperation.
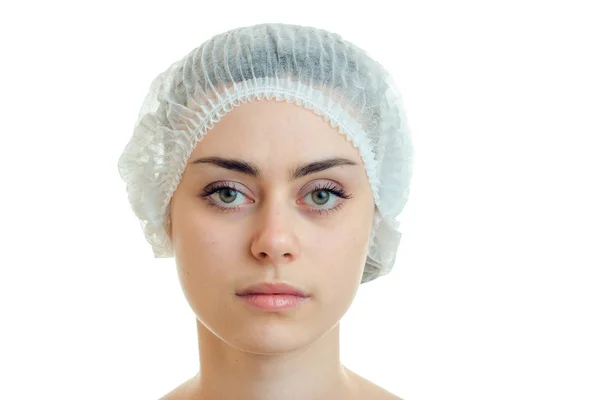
[189,156,359,180]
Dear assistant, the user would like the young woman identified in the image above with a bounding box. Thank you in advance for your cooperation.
[118,22,415,400]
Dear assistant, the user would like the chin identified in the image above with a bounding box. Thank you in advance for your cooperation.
[224,320,322,355]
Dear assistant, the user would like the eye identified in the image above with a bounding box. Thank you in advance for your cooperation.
[198,181,353,215]
[198,182,249,213]
[301,182,353,215]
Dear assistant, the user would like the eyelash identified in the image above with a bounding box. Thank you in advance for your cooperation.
[198,182,353,216]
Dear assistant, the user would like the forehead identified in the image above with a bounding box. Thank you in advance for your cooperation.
[187,99,363,165]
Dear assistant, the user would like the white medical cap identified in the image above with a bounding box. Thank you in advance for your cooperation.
[118,22,415,284]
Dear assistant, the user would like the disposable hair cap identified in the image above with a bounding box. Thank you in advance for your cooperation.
[118,22,415,284]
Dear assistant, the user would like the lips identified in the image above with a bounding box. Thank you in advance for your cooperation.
[236,293,309,311]
[236,282,309,297]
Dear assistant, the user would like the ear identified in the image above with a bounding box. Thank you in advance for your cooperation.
[164,204,173,241]
[165,217,172,241]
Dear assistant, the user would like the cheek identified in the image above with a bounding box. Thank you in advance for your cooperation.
[306,226,369,322]
[312,213,372,283]
[174,215,242,282]
[174,222,243,318]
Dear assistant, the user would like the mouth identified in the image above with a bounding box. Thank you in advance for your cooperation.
[235,293,310,311]
[235,281,310,297]
[235,281,310,311]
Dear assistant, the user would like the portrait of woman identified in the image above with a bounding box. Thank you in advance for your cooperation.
[117,22,415,400]
[2,1,596,399]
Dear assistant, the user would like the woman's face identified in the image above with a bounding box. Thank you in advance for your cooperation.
[169,99,375,355]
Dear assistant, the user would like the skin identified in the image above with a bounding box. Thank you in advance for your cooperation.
[160,99,402,400]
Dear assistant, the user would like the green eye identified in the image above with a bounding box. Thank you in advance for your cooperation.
[199,181,353,215]
[311,190,330,205]
[218,188,238,203]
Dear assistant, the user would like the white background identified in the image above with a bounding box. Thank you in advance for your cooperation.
[1,1,598,399]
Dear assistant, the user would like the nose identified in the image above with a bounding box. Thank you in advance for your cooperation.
[250,206,300,265]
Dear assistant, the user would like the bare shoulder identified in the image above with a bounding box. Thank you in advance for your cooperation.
[159,371,403,400]
[367,383,404,400]
[346,368,404,400]
[157,376,198,400]
[361,379,404,400]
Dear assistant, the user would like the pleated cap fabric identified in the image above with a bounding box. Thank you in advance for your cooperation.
[117,22,415,284]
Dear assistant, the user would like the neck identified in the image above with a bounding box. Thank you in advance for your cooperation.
[190,318,356,400]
